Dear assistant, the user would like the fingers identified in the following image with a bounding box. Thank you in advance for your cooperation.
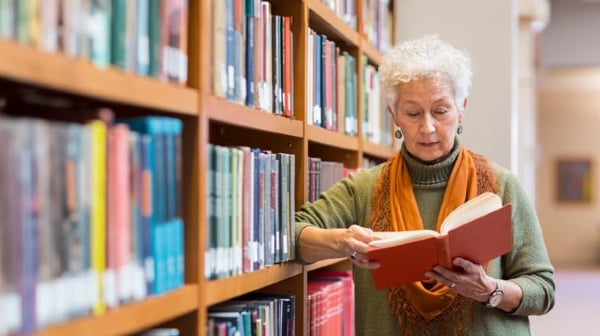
[348,250,380,270]
[425,258,494,301]
[345,225,380,269]
[452,257,475,271]
[424,269,457,289]
[348,224,375,242]
[344,225,374,256]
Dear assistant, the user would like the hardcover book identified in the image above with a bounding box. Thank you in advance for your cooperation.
[366,192,513,289]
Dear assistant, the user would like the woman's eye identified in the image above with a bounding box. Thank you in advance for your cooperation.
[435,109,448,114]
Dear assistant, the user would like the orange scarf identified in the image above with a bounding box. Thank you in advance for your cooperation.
[370,146,498,333]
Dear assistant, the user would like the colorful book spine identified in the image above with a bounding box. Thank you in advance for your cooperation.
[88,119,107,316]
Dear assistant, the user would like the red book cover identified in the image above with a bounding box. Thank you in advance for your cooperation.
[237,146,253,273]
[106,124,131,306]
[366,194,512,290]
[310,270,354,336]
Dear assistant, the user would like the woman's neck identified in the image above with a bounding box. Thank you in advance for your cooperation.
[401,139,460,188]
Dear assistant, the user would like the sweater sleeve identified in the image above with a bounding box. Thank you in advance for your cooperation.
[294,165,383,263]
[495,164,556,316]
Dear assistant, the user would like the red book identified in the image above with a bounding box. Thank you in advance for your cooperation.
[366,192,513,289]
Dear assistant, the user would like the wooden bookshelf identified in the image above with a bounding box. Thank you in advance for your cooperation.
[0,0,395,335]
[362,139,395,160]
[0,39,198,116]
[205,95,304,138]
[361,40,384,66]
[308,0,361,48]
[34,285,198,336]
[305,257,350,272]
[306,124,360,151]
[204,264,304,307]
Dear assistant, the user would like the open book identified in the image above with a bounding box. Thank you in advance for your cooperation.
[366,192,512,290]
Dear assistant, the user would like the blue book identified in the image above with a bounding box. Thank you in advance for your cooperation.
[20,124,38,333]
[121,117,178,295]
[136,0,151,75]
[225,0,235,100]
[251,148,261,271]
[245,2,255,108]
[173,218,184,288]
[320,34,328,129]
[315,34,322,127]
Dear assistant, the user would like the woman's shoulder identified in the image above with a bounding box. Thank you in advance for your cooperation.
[485,160,530,205]
[486,160,519,184]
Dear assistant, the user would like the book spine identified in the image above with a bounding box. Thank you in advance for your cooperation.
[148,0,161,77]
[88,120,107,316]
[436,235,452,268]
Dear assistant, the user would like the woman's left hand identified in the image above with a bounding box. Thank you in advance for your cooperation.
[424,257,496,303]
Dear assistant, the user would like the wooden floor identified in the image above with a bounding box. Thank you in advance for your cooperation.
[530,268,600,336]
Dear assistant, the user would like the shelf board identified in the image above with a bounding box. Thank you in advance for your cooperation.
[306,125,359,151]
[305,258,349,272]
[0,39,198,115]
[362,140,394,159]
[361,40,383,66]
[204,263,303,306]
[205,95,303,137]
[35,284,198,336]
[308,0,360,48]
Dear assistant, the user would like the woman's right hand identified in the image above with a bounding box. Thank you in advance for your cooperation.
[344,224,381,270]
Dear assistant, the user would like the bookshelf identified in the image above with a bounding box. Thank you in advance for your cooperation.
[0,39,198,116]
[0,0,394,335]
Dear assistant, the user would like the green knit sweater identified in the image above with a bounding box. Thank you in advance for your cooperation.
[295,144,555,336]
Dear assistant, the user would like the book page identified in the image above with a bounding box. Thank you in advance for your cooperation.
[440,192,502,233]
[368,230,439,248]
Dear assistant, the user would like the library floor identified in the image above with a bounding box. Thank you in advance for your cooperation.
[530,267,600,335]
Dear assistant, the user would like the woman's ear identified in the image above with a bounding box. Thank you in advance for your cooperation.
[462,98,468,110]
[387,105,396,118]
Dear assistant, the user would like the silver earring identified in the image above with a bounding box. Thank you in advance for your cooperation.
[457,124,463,134]
[395,129,403,139]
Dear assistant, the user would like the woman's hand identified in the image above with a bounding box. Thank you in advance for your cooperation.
[424,257,523,312]
[424,257,496,303]
[343,225,381,270]
[298,224,380,269]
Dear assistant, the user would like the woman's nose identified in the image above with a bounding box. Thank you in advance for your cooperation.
[421,113,436,133]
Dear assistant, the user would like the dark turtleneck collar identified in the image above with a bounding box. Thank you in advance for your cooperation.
[400,138,460,189]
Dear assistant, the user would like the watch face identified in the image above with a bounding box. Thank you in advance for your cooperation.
[489,292,503,307]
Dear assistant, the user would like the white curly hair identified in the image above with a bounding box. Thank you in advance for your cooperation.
[379,35,472,110]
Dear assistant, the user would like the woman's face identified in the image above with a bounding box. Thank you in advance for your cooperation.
[389,77,465,162]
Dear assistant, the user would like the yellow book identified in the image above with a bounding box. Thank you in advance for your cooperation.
[88,120,107,315]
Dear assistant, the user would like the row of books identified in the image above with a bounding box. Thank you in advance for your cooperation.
[0,114,184,334]
[307,270,355,336]
[306,29,358,136]
[361,0,393,53]
[207,293,296,336]
[362,61,392,146]
[306,157,354,203]
[0,0,188,84]
[206,144,296,280]
[319,0,357,29]
[318,0,392,54]
[212,0,294,118]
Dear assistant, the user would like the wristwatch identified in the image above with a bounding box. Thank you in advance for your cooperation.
[485,279,504,308]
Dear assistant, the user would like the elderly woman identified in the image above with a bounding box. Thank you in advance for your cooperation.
[294,35,555,335]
